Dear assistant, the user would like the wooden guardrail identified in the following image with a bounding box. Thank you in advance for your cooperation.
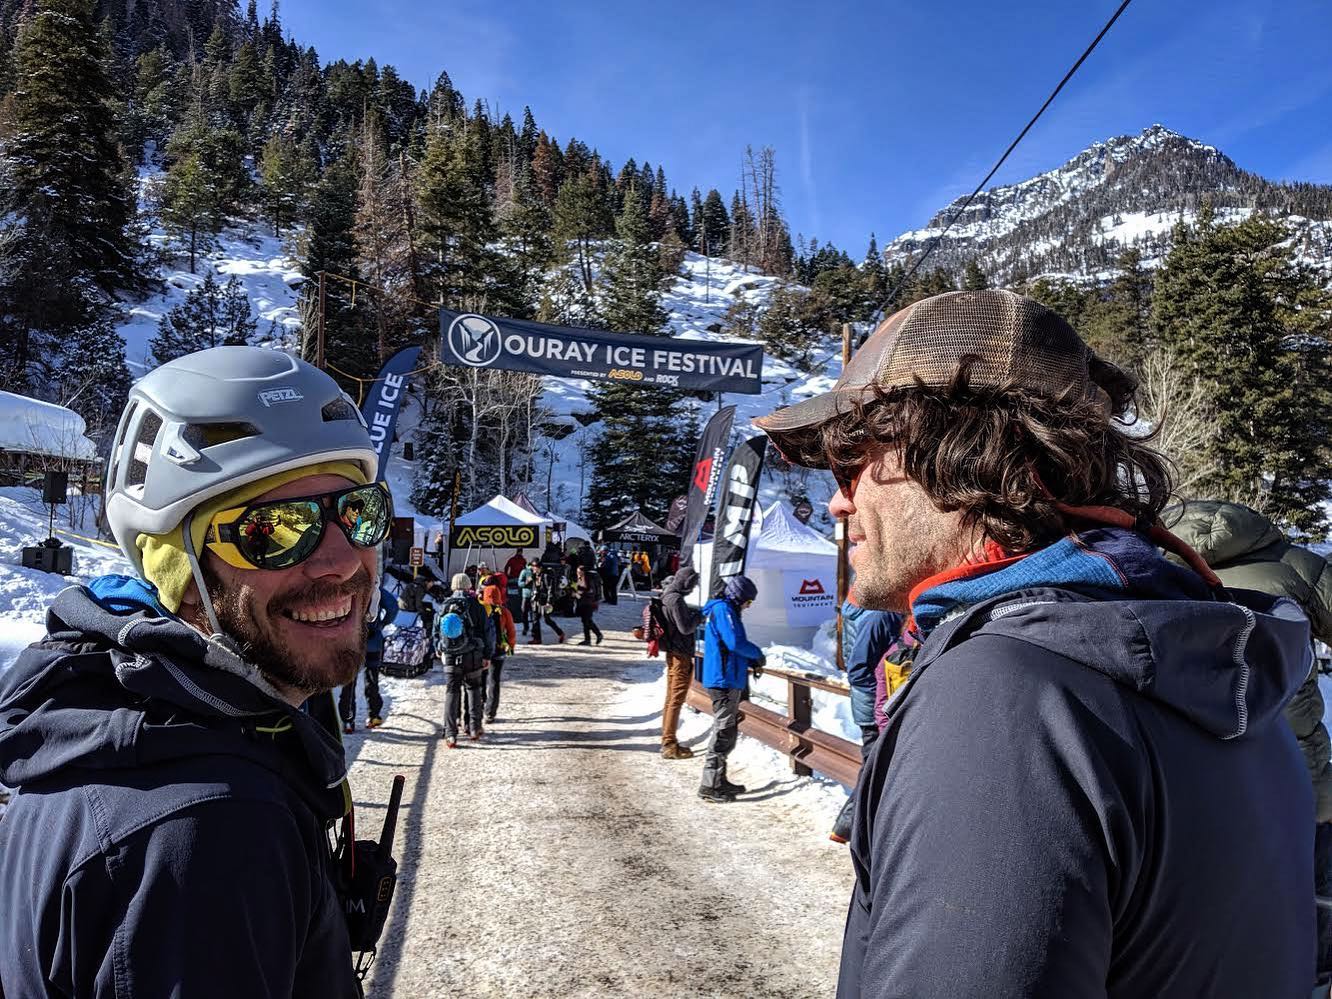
[686,660,864,787]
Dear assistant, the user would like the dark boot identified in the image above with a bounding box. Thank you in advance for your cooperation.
[830,794,855,844]
[698,785,736,803]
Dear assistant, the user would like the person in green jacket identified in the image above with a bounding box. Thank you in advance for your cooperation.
[1168,500,1332,987]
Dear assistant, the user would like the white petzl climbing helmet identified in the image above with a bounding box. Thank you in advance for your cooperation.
[105,346,377,579]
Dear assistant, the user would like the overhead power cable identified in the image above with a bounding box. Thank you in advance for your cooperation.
[860,0,1136,346]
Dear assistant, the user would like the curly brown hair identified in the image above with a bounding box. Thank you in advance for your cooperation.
[789,357,1174,555]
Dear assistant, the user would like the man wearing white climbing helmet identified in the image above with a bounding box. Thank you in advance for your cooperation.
[0,346,388,997]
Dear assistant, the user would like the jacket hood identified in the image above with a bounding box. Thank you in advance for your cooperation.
[664,568,698,596]
[1165,501,1285,567]
[916,567,1311,742]
[0,576,348,817]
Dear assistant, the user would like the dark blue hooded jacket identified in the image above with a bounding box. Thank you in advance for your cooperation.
[839,529,1315,998]
[0,577,359,998]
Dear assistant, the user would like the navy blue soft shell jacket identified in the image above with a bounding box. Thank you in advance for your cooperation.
[0,577,359,998]
[839,583,1316,998]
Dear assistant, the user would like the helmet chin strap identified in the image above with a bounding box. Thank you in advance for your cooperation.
[181,509,225,638]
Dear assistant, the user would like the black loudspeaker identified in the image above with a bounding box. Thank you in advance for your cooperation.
[391,538,411,564]
[403,442,414,461]
[42,470,69,505]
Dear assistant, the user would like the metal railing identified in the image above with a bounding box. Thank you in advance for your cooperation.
[686,661,864,787]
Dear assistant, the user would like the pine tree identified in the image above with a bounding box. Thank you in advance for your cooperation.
[962,258,990,290]
[416,116,494,311]
[553,170,613,294]
[1152,209,1332,536]
[301,155,378,394]
[1081,247,1152,368]
[151,272,257,364]
[52,307,132,449]
[159,151,215,272]
[8,0,137,292]
[258,133,311,237]
[584,188,692,528]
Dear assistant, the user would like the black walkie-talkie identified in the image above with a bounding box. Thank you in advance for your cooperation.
[342,774,406,957]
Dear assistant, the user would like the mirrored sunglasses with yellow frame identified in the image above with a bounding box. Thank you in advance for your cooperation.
[204,482,393,571]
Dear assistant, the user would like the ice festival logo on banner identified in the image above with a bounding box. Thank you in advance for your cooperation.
[447,314,503,367]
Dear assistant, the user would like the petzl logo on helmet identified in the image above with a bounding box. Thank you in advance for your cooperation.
[798,578,825,595]
[447,314,503,368]
[258,387,304,407]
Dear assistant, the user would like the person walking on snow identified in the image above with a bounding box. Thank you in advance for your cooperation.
[437,572,493,747]
[527,563,566,645]
[698,575,765,802]
[518,558,538,634]
[599,546,621,605]
[755,288,1314,997]
[480,582,517,724]
[575,565,603,645]
[339,583,398,732]
[660,567,704,759]
[0,347,388,997]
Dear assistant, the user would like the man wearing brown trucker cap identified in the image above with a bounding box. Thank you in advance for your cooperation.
[756,289,1315,997]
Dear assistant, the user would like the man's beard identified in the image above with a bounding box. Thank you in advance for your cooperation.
[205,567,372,697]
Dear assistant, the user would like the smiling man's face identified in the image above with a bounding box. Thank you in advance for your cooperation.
[828,447,972,613]
[189,473,378,702]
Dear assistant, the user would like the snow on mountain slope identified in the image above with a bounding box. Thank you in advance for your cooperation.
[118,227,306,374]
[886,123,1332,284]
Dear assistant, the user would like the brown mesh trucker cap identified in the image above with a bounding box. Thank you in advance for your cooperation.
[754,289,1100,464]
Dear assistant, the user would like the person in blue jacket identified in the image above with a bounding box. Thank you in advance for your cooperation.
[340,584,398,732]
[698,575,766,803]
[828,599,904,842]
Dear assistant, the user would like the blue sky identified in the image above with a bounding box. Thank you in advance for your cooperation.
[280,0,1332,255]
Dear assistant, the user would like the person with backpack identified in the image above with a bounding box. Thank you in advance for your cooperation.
[437,572,493,747]
[339,584,398,733]
[527,563,566,645]
[575,565,603,645]
[659,568,703,760]
[698,575,765,802]
[480,582,517,724]
[0,347,387,996]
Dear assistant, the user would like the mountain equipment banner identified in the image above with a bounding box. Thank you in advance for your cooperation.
[679,405,735,566]
[439,310,764,394]
[781,569,837,626]
[707,435,769,594]
[359,346,421,481]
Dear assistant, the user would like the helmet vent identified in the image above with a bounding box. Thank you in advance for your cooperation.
[129,411,163,487]
[181,422,260,450]
[321,398,359,423]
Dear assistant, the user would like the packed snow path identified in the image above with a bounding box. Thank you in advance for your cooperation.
[344,601,852,998]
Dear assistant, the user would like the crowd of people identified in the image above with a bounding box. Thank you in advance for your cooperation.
[4,282,1332,996]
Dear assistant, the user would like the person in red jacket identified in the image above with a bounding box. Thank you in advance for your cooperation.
[480,583,517,724]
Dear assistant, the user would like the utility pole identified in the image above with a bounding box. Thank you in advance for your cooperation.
[835,322,852,672]
[316,270,327,370]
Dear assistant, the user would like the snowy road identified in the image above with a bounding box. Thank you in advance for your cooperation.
[344,600,853,998]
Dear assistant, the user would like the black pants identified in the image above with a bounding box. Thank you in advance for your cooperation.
[443,662,485,740]
[579,607,602,643]
[484,657,504,720]
[531,610,564,642]
[338,652,383,723]
[600,569,618,604]
[832,725,882,838]
[519,594,533,633]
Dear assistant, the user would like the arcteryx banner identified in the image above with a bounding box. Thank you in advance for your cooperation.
[438,309,764,394]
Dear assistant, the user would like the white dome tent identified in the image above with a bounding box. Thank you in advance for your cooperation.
[695,500,839,647]
[446,495,551,578]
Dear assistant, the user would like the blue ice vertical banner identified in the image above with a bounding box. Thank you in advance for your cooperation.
[360,346,421,481]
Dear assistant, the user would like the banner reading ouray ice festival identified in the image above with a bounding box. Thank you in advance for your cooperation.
[679,405,735,566]
[359,345,421,481]
[439,310,764,394]
[707,435,769,594]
